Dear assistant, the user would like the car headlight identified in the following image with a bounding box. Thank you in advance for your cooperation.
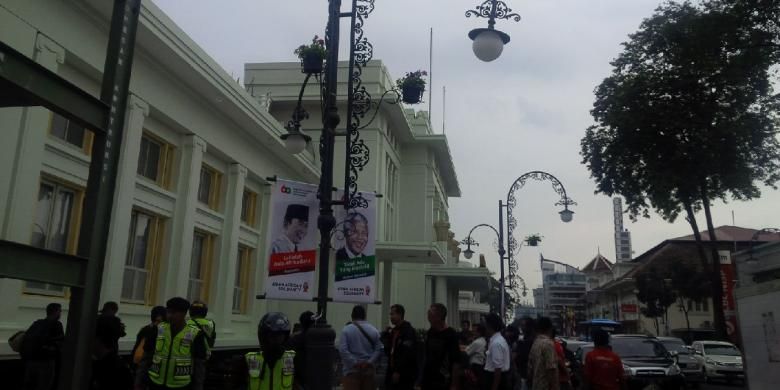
[668,364,681,376]
[705,358,716,365]
[622,364,632,376]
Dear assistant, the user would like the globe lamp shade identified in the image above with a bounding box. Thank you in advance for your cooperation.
[282,132,309,154]
[559,209,574,223]
[469,28,510,62]
[463,248,475,260]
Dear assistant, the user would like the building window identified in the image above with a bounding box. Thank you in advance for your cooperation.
[197,165,222,210]
[188,232,214,303]
[384,156,398,241]
[702,299,709,312]
[233,246,252,314]
[27,179,84,294]
[49,113,94,153]
[121,210,164,304]
[241,189,258,226]
[137,132,175,188]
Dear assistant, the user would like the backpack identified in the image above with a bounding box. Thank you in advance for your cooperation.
[8,331,25,353]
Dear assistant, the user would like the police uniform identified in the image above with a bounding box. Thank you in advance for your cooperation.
[245,350,296,390]
[187,318,216,359]
[144,321,207,390]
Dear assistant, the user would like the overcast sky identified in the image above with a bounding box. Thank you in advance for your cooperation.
[152,0,780,299]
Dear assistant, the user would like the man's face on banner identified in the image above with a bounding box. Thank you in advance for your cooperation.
[284,218,308,244]
[346,219,368,255]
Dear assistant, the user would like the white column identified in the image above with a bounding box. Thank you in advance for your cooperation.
[212,163,246,335]
[162,135,206,299]
[435,276,448,306]
[100,94,149,304]
[0,33,65,317]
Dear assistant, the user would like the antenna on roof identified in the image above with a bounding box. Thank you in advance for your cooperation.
[442,85,446,134]
[428,27,433,128]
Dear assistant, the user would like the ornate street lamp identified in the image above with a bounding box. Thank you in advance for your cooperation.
[746,228,780,264]
[466,0,522,62]
[503,171,576,292]
[460,222,508,317]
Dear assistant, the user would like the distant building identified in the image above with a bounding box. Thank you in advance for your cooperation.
[539,255,586,336]
[613,198,633,262]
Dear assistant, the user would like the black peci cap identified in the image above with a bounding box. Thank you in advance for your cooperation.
[284,204,309,222]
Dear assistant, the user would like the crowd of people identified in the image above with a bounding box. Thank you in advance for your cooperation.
[10,299,624,390]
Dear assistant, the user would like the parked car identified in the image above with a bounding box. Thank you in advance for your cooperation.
[657,337,704,387]
[611,335,684,390]
[572,343,594,389]
[690,340,744,384]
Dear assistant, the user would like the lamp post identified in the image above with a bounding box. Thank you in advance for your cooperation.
[502,171,576,294]
[461,220,507,317]
[466,0,522,62]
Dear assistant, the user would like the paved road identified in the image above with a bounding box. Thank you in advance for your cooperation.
[701,381,746,390]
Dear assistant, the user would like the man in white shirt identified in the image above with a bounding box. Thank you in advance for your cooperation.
[484,313,511,390]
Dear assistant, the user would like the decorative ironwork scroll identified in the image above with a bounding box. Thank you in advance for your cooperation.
[465,0,521,24]
[505,171,576,288]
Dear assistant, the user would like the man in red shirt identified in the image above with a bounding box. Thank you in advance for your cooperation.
[553,334,571,390]
[584,330,624,390]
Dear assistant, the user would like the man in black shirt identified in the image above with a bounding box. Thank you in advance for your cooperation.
[385,304,418,390]
[421,303,461,390]
[21,303,64,390]
[132,306,166,366]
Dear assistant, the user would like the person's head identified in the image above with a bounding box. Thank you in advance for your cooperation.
[484,313,504,336]
[521,317,535,337]
[390,304,405,326]
[504,325,519,342]
[535,317,554,337]
[344,213,369,255]
[258,312,291,357]
[474,324,487,338]
[427,303,447,326]
[150,306,166,325]
[46,303,62,321]
[461,320,471,331]
[299,310,315,331]
[283,204,309,244]
[189,300,208,319]
[165,297,191,327]
[351,305,367,321]
[100,301,119,316]
[593,329,610,347]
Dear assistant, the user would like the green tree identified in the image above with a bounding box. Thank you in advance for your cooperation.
[486,276,516,320]
[669,261,711,342]
[581,0,780,339]
[635,269,677,336]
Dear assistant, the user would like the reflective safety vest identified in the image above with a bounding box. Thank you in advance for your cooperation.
[188,318,216,358]
[148,322,201,388]
[246,350,296,390]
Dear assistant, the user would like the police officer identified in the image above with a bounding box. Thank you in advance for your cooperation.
[134,297,207,390]
[234,312,297,390]
[188,301,216,359]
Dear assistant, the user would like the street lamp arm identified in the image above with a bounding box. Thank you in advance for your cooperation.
[463,223,505,257]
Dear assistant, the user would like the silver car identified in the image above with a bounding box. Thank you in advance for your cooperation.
[691,340,744,384]
[657,337,704,386]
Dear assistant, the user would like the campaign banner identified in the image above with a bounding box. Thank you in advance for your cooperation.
[718,250,739,342]
[332,192,377,303]
[264,179,319,301]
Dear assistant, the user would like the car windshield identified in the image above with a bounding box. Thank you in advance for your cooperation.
[611,338,668,358]
[661,340,690,354]
[704,344,741,356]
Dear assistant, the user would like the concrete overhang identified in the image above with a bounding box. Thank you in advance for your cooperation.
[412,134,461,197]
[425,265,491,293]
[376,241,447,265]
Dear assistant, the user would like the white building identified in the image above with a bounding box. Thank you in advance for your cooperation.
[0,0,488,359]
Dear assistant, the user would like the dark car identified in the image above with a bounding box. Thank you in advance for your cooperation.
[657,337,704,386]
[611,335,685,390]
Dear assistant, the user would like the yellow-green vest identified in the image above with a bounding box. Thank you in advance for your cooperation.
[246,350,295,390]
[148,322,201,388]
[188,318,215,358]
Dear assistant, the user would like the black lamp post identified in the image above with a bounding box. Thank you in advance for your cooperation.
[466,0,522,62]
[461,220,507,316]
[503,171,576,294]
[280,1,380,389]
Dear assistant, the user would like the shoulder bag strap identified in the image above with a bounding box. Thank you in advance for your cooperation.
[352,322,376,349]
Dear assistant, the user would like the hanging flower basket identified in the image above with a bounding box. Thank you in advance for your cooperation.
[396,70,427,105]
[295,35,326,74]
[525,234,543,247]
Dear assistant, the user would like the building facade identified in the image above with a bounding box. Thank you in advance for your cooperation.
[0,0,487,358]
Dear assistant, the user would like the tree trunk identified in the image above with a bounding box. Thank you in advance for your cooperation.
[654,316,660,336]
[684,199,727,339]
[701,194,728,340]
[680,298,692,344]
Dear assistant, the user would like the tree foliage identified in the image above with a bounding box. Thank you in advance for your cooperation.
[581,0,780,339]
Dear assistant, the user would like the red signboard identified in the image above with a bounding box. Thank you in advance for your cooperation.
[621,304,638,313]
[719,251,739,344]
